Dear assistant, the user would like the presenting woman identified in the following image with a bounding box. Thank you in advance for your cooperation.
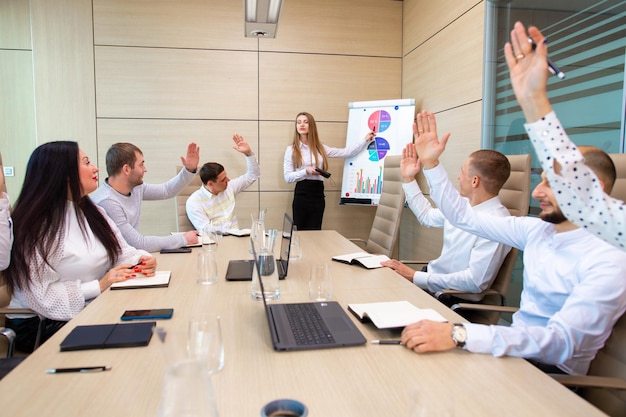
[283,112,375,230]
[3,141,157,352]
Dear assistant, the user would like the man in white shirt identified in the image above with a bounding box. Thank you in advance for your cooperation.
[186,134,260,233]
[399,110,626,376]
[91,142,200,252]
[382,144,511,296]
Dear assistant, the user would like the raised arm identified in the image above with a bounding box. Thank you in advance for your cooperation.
[505,21,626,250]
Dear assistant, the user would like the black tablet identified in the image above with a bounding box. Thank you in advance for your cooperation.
[225,259,254,281]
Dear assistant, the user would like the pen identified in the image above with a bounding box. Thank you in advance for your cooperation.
[371,340,402,345]
[46,366,111,374]
[529,37,565,79]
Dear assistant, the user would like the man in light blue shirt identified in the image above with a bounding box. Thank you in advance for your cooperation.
[400,110,626,376]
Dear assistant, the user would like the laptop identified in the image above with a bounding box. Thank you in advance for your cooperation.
[251,239,367,351]
[225,213,294,281]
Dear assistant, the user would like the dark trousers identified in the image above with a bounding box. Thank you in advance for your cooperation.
[292,180,325,231]
[5,316,67,353]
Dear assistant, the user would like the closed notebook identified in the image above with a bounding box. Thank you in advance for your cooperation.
[59,322,156,351]
[110,271,171,290]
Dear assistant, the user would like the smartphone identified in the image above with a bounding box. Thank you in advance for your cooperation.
[160,247,192,254]
[120,308,174,321]
[315,167,331,178]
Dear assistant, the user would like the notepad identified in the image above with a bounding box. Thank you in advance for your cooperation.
[110,270,171,290]
[332,252,390,269]
[59,322,156,351]
[347,301,447,329]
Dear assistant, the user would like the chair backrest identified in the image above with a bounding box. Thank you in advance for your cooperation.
[174,166,202,232]
[609,153,626,203]
[581,312,626,416]
[490,154,531,295]
[499,154,531,217]
[0,153,6,194]
[364,155,404,258]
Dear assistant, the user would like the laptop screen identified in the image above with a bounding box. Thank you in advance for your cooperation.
[279,213,294,276]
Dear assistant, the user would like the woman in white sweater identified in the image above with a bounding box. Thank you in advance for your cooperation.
[4,141,157,352]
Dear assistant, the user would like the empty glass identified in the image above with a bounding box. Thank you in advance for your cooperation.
[154,327,220,417]
[188,314,224,374]
[289,225,302,261]
[197,247,218,285]
[309,263,333,301]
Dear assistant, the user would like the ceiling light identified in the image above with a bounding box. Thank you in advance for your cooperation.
[244,0,283,38]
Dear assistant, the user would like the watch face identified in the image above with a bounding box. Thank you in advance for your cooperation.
[452,324,467,346]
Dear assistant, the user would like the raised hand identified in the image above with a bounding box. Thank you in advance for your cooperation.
[232,134,252,156]
[400,143,421,182]
[504,21,552,122]
[180,142,200,172]
[413,111,450,170]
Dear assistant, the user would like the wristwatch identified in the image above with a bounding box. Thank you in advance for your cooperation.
[451,323,467,348]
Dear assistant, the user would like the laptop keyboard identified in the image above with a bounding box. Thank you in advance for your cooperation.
[284,303,336,345]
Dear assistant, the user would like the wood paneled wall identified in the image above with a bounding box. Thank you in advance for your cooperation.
[399,0,485,261]
[0,0,487,257]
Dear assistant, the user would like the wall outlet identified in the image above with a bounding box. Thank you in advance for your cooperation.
[3,167,14,177]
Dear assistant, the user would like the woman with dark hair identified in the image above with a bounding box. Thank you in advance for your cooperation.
[283,112,375,230]
[4,141,156,352]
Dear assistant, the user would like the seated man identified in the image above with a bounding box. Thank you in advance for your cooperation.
[91,142,200,252]
[382,144,511,296]
[186,134,260,233]
[400,110,626,376]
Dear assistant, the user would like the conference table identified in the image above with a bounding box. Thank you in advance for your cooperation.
[0,231,607,416]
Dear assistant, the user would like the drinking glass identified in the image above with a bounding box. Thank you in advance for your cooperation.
[309,263,333,301]
[197,247,218,285]
[188,314,224,374]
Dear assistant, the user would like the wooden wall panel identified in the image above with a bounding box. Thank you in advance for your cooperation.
[400,0,485,262]
[95,47,258,120]
[403,5,484,114]
[265,0,402,56]
[404,0,482,54]
[0,0,31,49]
[31,0,97,159]
[93,0,253,50]
[0,50,36,194]
[260,53,402,121]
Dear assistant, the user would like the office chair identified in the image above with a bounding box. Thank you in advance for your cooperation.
[435,154,531,324]
[349,155,404,258]
[0,153,42,378]
[174,166,202,232]
[608,153,626,203]
[545,154,626,416]
[549,311,626,417]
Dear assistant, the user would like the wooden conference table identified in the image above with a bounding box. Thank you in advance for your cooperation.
[0,231,606,416]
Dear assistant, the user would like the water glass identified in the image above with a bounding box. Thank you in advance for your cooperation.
[309,263,333,301]
[251,247,280,301]
[197,248,218,285]
[289,226,302,261]
[154,327,220,417]
[188,314,224,374]
[202,222,219,250]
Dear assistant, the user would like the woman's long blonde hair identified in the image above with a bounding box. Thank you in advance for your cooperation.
[290,112,329,171]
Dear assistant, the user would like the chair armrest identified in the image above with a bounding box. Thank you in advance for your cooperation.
[0,327,16,357]
[549,374,626,390]
[0,307,35,315]
[399,260,429,266]
[451,303,519,314]
[348,238,367,248]
[436,289,503,304]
